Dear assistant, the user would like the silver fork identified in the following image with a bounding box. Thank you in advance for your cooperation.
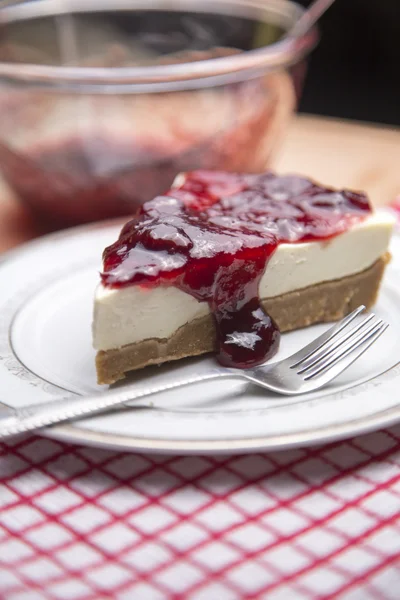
[0,306,388,439]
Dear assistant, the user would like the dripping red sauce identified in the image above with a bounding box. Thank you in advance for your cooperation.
[101,171,372,368]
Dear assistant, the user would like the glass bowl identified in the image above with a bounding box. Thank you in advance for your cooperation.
[0,0,317,227]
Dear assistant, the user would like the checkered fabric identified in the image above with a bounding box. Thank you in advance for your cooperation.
[1,428,399,600]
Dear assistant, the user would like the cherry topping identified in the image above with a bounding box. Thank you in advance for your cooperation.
[102,171,372,368]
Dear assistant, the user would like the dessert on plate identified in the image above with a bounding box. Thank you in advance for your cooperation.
[93,170,394,385]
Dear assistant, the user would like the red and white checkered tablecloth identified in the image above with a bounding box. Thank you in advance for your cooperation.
[1,428,399,600]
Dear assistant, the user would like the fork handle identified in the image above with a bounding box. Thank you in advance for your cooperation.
[0,370,237,439]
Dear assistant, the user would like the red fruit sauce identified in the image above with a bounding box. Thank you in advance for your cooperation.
[0,138,199,227]
[101,171,372,368]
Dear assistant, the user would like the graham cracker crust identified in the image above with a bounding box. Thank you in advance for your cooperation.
[96,254,390,385]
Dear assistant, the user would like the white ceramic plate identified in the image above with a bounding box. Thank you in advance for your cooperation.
[1,218,400,454]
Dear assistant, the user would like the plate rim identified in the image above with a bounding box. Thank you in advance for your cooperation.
[1,218,399,454]
[42,403,400,454]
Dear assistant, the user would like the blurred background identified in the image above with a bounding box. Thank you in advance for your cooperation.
[0,0,398,234]
[298,0,400,125]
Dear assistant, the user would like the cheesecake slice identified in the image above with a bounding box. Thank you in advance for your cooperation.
[93,171,394,385]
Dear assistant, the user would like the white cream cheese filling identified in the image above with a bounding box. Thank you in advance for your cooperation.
[93,212,394,351]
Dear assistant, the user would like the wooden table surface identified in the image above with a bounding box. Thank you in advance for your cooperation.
[1,115,399,255]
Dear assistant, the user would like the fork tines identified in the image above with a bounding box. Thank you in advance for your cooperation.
[290,306,388,381]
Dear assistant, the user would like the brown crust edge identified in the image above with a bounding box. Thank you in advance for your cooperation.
[96,254,391,385]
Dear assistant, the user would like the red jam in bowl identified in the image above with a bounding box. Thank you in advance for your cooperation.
[101,171,372,368]
[0,71,294,227]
